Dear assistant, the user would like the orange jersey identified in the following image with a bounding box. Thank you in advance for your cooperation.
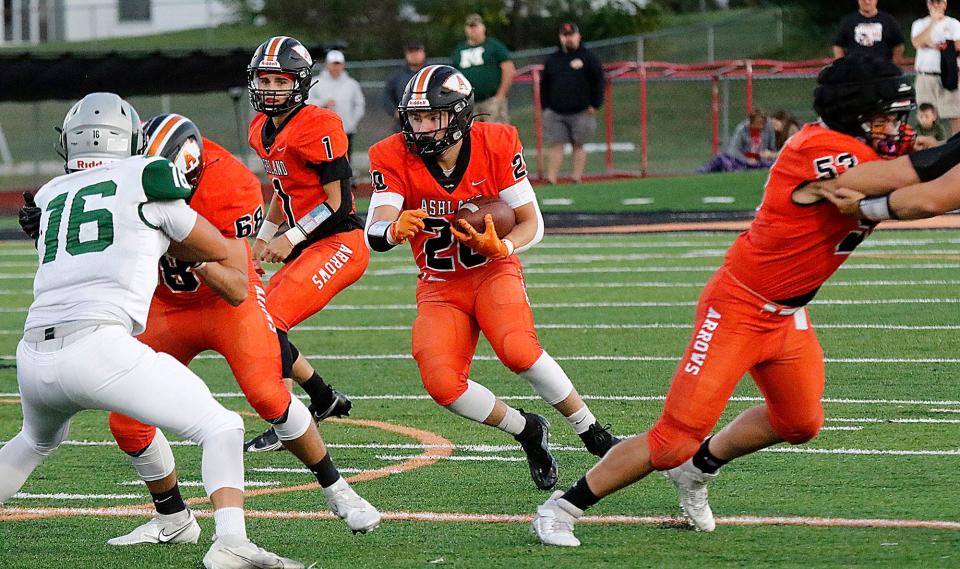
[724,123,880,302]
[154,138,264,304]
[248,105,356,226]
[368,122,530,281]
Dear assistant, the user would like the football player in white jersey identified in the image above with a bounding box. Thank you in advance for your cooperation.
[0,93,303,569]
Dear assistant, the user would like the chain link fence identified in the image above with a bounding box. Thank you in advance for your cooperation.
[0,8,802,189]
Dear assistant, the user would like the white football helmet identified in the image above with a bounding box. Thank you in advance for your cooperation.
[56,92,147,172]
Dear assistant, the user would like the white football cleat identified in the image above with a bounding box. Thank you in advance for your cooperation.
[107,509,201,545]
[531,491,582,547]
[203,535,304,569]
[665,458,718,532]
[323,477,382,534]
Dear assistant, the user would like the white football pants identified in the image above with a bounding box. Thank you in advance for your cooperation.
[0,323,244,503]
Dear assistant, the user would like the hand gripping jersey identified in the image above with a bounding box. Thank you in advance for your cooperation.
[154,138,264,304]
[367,122,534,281]
[248,104,362,247]
[723,123,881,304]
[26,155,196,334]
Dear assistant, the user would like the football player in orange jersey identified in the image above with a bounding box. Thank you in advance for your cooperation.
[104,114,380,545]
[365,65,620,492]
[531,55,919,546]
[243,36,368,452]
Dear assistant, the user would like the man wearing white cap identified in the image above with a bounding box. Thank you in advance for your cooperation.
[309,49,366,164]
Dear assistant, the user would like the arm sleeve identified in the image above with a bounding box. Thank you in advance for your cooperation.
[833,17,849,47]
[140,199,198,242]
[141,157,192,201]
[726,124,749,159]
[540,59,552,109]
[588,52,605,109]
[888,15,905,45]
[296,116,349,164]
[496,39,512,63]
[911,19,923,39]
[364,149,407,252]
[495,128,529,190]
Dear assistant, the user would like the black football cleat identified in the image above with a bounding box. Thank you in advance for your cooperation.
[579,423,621,458]
[243,426,284,453]
[308,388,352,423]
[514,411,559,490]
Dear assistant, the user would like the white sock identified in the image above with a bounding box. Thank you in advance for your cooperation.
[495,406,526,435]
[565,406,596,435]
[213,507,247,541]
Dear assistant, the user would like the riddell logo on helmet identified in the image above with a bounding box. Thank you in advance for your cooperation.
[75,159,104,169]
[407,99,430,108]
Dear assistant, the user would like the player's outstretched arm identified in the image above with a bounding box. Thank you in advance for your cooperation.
[823,155,919,197]
[825,163,960,221]
[191,238,249,306]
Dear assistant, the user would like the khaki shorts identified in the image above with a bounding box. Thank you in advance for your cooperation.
[543,108,597,146]
[474,96,510,124]
[915,73,960,119]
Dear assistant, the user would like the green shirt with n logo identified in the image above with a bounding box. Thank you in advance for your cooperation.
[451,37,511,101]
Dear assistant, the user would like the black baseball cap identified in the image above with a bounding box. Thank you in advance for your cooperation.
[560,22,579,35]
[404,40,424,51]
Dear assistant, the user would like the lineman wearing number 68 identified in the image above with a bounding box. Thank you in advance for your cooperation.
[365,64,620,493]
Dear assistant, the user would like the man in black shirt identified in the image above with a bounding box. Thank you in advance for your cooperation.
[383,41,427,132]
[833,0,905,62]
[541,22,604,184]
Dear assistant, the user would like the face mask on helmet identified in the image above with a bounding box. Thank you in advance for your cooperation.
[247,37,314,117]
[399,66,474,156]
[865,113,915,158]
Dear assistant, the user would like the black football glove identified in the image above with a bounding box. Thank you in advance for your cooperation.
[18,192,41,240]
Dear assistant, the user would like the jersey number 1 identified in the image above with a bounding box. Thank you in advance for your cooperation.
[42,181,117,264]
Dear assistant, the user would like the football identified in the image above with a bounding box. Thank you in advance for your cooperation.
[454,196,517,237]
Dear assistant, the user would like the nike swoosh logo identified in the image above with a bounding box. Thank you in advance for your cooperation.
[276,146,286,152]
[471,179,487,186]
[157,522,191,543]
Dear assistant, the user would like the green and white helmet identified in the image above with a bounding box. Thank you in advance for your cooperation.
[56,92,147,173]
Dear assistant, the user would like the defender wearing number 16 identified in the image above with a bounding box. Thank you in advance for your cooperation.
[366,65,620,492]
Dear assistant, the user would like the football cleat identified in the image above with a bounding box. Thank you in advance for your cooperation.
[665,458,719,532]
[243,427,284,453]
[323,477,382,534]
[579,422,621,457]
[514,411,558,490]
[107,509,201,546]
[531,490,582,547]
[203,535,304,569]
[308,388,352,422]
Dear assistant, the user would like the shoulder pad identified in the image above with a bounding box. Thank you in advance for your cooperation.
[141,156,192,201]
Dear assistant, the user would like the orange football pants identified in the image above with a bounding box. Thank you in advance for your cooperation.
[412,258,543,406]
[266,229,369,332]
[109,278,289,454]
[647,266,825,470]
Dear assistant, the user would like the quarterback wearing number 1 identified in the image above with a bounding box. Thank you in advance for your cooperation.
[366,65,619,492]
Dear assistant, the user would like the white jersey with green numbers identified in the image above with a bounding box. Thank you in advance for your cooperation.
[25,155,197,335]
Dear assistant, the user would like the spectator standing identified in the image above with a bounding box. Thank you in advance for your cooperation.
[912,0,960,132]
[384,41,427,132]
[833,0,905,62]
[452,13,515,123]
[309,50,365,164]
[699,109,777,173]
[541,22,605,184]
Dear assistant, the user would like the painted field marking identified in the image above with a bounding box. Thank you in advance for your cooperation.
[11,493,142,500]
[821,426,864,431]
[622,198,655,205]
[252,467,363,475]
[3,394,958,406]
[930,408,960,414]
[541,198,573,206]
[118,480,280,488]
[1,506,958,531]
[5,353,947,364]
[703,196,736,204]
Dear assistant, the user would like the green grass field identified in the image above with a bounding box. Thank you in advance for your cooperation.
[1,225,959,568]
